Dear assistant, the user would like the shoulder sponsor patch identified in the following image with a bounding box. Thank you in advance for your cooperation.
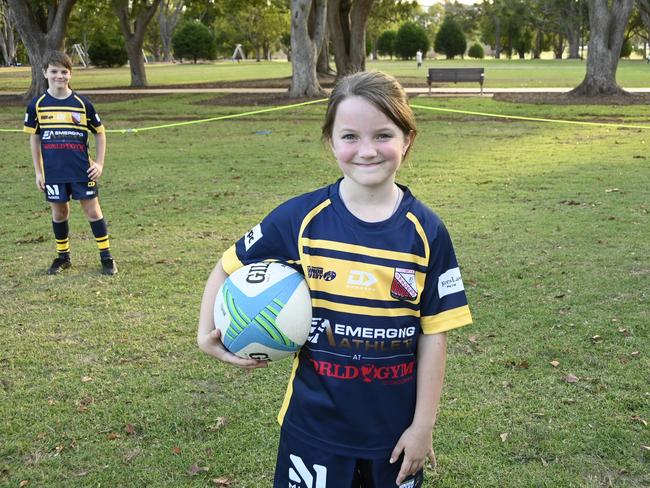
[438,267,464,298]
[243,223,263,251]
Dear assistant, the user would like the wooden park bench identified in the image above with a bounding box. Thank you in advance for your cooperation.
[427,67,485,94]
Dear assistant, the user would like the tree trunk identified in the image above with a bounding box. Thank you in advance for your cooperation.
[113,0,161,88]
[289,0,327,97]
[493,15,501,59]
[159,0,183,62]
[328,0,374,77]
[532,30,542,59]
[317,29,334,75]
[8,0,75,99]
[569,0,633,97]
[552,34,564,59]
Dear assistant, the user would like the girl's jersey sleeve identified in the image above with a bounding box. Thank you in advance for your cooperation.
[419,220,472,334]
[221,199,302,275]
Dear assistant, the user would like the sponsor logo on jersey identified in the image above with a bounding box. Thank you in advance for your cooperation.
[307,355,415,384]
[347,270,377,288]
[244,223,263,251]
[390,268,418,301]
[307,266,336,281]
[307,318,416,353]
[42,130,53,140]
[288,454,327,488]
[42,142,85,151]
[438,267,464,298]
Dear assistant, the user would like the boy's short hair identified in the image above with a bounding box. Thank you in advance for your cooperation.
[321,71,417,158]
[43,51,73,71]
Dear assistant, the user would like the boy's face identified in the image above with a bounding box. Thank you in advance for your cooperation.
[43,63,71,90]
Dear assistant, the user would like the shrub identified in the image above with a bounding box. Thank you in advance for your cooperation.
[434,17,467,59]
[468,42,484,59]
[394,22,429,60]
[377,30,397,59]
[172,21,216,63]
[88,32,127,68]
[620,39,632,58]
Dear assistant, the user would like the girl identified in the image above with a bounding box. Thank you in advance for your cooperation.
[198,71,472,487]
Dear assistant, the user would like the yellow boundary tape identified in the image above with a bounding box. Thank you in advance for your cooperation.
[2,97,649,133]
[410,104,650,131]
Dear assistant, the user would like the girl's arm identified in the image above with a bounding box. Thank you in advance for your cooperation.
[87,132,106,181]
[391,332,446,485]
[30,134,44,191]
[197,260,267,369]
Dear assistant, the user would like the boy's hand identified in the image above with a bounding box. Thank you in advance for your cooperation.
[390,423,436,485]
[87,159,103,181]
[197,328,268,370]
[35,173,45,192]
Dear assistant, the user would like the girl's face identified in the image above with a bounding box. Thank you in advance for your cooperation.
[43,63,71,91]
[330,96,412,191]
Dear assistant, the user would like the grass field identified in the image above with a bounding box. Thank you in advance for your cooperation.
[1,58,650,91]
[0,93,648,487]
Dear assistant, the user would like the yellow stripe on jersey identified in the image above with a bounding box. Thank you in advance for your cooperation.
[297,199,332,265]
[406,212,430,263]
[23,126,37,134]
[277,354,301,426]
[302,238,428,267]
[222,245,243,275]
[305,254,425,304]
[421,305,472,334]
[38,106,84,112]
[312,298,420,318]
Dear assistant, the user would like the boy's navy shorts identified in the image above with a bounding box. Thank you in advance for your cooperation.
[273,427,424,488]
[44,181,98,202]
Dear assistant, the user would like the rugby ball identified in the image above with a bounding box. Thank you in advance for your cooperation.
[214,262,312,361]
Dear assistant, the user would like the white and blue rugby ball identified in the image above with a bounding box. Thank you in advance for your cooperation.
[214,262,312,361]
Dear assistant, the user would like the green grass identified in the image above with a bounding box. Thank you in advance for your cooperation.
[1,58,650,91]
[0,94,648,487]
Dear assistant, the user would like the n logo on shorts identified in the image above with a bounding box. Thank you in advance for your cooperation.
[46,185,60,197]
[288,454,327,488]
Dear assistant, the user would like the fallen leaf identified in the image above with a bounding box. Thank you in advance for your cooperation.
[591,335,603,343]
[207,417,228,432]
[631,416,647,427]
[618,328,631,336]
[212,477,231,486]
[563,374,579,384]
[81,376,93,383]
[562,398,576,405]
[124,448,141,464]
[75,470,88,477]
[550,360,560,368]
[641,445,650,452]
[605,188,621,193]
[124,424,136,435]
[19,481,28,488]
[106,432,120,441]
[631,351,640,357]
[541,457,548,467]
[500,432,508,442]
[468,335,478,344]
[188,464,209,476]
[171,447,182,455]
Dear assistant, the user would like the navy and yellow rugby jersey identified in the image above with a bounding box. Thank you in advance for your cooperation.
[24,91,104,183]
[221,180,472,458]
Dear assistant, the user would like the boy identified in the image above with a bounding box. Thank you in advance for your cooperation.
[24,51,117,275]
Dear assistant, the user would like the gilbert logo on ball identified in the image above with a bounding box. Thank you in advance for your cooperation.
[214,262,312,361]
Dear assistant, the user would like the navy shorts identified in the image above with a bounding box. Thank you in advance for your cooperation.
[273,427,423,488]
[45,181,98,202]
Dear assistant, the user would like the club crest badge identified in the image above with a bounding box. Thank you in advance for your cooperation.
[390,268,418,301]
[71,112,82,124]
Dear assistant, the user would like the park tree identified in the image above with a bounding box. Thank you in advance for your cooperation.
[0,0,18,66]
[7,0,76,98]
[328,0,375,76]
[159,0,184,62]
[376,29,396,58]
[367,0,418,60]
[172,19,215,63]
[289,0,327,97]
[88,30,127,67]
[570,0,633,96]
[434,16,466,58]
[533,0,586,59]
[638,0,650,46]
[112,0,162,87]
[395,21,429,59]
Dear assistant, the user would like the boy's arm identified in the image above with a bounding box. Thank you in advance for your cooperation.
[87,131,106,181]
[30,134,45,192]
[197,259,268,369]
[391,332,446,485]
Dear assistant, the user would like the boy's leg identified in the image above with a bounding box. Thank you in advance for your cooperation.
[273,427,359,488]
[47,198,72,275]
[78,193,117,275]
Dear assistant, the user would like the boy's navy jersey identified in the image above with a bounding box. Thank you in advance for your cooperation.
[221,180,472,458]
[24,91,104,183]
